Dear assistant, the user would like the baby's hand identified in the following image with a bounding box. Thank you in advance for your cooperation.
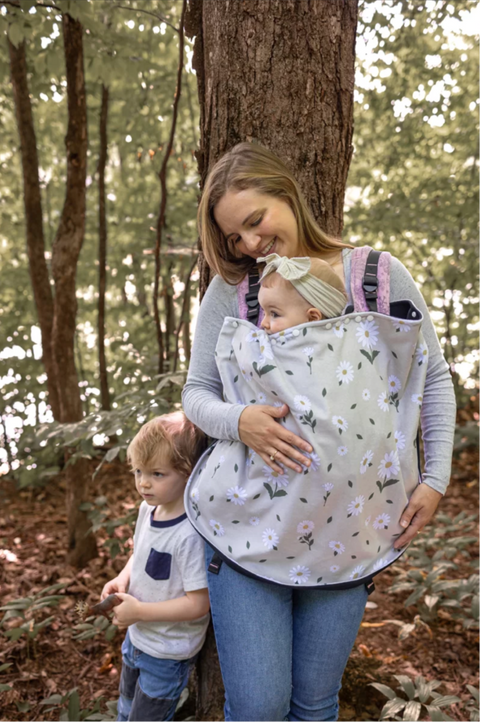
[112,593,143,629]
[101,577,128,601]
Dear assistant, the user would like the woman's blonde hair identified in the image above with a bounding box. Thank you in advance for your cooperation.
[198,143,353,285]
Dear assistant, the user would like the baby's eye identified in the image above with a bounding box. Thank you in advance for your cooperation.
[271,311,279,319]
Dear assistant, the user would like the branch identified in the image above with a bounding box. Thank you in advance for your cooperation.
[112,3,179,34]
[1,0,62,10]
[173,254,198,372]
[152,0,186,373]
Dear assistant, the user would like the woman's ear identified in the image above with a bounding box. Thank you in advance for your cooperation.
[307,307,323,321]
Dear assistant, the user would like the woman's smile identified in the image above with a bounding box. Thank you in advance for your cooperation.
[213,188,303,260]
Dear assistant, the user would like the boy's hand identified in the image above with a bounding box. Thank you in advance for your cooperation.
[101,577,128,601]
[112,593,143,629]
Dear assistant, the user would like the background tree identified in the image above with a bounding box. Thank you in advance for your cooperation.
[185,0,359,716]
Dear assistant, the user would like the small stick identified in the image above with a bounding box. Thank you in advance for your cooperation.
[75,594,122,620]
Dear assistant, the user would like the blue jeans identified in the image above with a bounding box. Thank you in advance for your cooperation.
[206,544,368,722]
[117,631,195,721]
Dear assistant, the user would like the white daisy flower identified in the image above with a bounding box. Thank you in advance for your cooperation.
[411,393,423,406]
[302,347,314,356]
[289,565,311,584]
[322,482,334,492]
[294,395,312,413]
[332,415,348,431]
[257,392,267,404]
[219,455,225,464]
[190,487,199,502]
[258,334,274,361]
[365,515,371,527]
[297,520,315,534]
[336,361,354,385]
[347,495,365,516]
[337,445,348,456]
[394,431,406,450]
[249,516,260,526]
[350,564,366,580]
[209,520,225,536]
[416,343,428,364]
[373,557,387,572]
[360,450,374,474]
[373,513,391,530]
[262,465,289,488]
[333,322,347,338]
[247,448,256,464]
[378,451,400,480]
[329,540,345,554]
[305,450,321,471]
[393,319,411,332]
[377,391,390,412]
[246,330,262,343]
[330,564,340,572]
[387,375,402,393]
[362,389,371,401]
[356,320,379,350]
[226,485,248,505]
[262,528,279,550]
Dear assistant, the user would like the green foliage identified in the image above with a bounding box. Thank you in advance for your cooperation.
[40,688,117,721]
[346,1,479,405]
[371,674,461,721]
[72,613,118,643]
[0,582,68,653]
[81,495,137,559]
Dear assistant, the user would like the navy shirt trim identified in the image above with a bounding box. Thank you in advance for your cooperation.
[150,509,188,528]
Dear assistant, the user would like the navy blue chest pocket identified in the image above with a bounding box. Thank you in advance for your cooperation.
[145,549,172,580]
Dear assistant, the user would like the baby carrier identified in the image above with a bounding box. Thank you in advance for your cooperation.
[185,248,427,589]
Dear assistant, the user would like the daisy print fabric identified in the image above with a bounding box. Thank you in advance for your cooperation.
[185,304,428,588]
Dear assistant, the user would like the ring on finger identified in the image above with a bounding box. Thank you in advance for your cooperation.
[269,450,279,462]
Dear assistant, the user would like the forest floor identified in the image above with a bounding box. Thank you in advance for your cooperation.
[0,436,478,722]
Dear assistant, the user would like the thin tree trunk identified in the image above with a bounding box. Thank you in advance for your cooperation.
[164,258,176,370]
[8,37,61,420]
[98,84,111,411]
[173,255,197,371]
[51,13,97,567]
[186,0,359,716]
[153,0,187,373]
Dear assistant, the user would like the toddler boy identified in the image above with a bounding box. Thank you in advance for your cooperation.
[101,412,209,722]
[258,253,347,334]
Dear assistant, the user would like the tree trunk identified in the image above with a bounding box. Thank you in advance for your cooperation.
[8,38,61,421]
[98,84,111,411]
[186,0,358,716]
[51,13,97,567]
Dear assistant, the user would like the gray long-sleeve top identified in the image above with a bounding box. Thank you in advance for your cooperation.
[182,249,456,495]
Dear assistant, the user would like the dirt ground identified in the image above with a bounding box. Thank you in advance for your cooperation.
[0,442,478,722]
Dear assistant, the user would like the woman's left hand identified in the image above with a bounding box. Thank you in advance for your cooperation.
[393,483,443,549]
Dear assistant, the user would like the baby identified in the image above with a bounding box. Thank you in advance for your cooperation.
[257,253,347,334]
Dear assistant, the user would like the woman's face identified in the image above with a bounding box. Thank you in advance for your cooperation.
[213,188,304,261]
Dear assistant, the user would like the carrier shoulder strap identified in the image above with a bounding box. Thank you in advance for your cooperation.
[237,266,262,325]
[363,249,382,312]
[351,246,391,315]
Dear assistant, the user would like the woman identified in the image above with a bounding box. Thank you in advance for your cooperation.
[182,143,455,721]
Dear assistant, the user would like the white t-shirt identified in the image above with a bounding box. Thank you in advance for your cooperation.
[128,501,209,660]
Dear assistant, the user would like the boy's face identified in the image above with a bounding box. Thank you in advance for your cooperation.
[259,275,322,334]
[133,452,186,509]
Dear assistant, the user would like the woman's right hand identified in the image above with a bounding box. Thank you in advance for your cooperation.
[239,404,312,474]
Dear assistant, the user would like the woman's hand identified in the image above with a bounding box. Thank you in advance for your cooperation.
[393,483,443,549]
[112,593,143,629]
[239,404,313,474]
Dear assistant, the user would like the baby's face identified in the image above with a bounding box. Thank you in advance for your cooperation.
[259,277,313,334]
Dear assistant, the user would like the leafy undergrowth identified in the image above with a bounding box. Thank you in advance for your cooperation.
[0,447,478,722]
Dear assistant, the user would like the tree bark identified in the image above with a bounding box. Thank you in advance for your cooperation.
[97,84,111,411]
[187,0,358,716]
[51,13,97,567]
[8,38,61,421]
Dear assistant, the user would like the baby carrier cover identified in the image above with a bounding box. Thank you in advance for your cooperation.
[185,262,428,588]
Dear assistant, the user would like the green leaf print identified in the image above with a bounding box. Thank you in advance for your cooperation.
[303,328,307,336]
[351,404,357,409]
[358,362,362,370]
[264,482,274,499]
[360,349,380,365]
[252,361,276,377]
[300,498,308,503]
[317,577,323,583]
[369,418,375,425]
[328,344,334,351]
[387,432,392,439]
[276,514,281,521]
[285,370,294,375]
[233,375,238,383]
[234,464,238,473]
[232,520,240,524]
[327,463,333,472]
[386,499,394,504]
[209,495,214,501]
[253,493,261,499]
[356,434,363,440]
[327,516,333,523]
[368,493,374,500]
[264,482,288,500]
[259,559,267,563]
[246,541,250,549]
[322,388,327,397]
[287,556,296,559]
[228,546,232,553]
[392,351,398,359]
[348,480,353,487]
[352,531,359,537]
[376,478,400,493]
